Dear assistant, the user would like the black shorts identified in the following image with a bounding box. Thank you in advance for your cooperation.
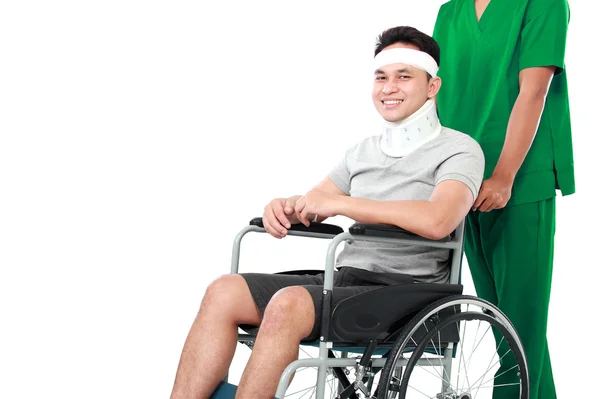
[240,267,413,341]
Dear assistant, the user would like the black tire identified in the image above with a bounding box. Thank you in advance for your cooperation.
[376,295,529,399]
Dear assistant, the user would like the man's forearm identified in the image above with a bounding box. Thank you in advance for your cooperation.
[493,87,548,183]
[336,196,450,240]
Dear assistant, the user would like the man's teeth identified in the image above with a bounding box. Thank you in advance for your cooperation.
[383,100,402,104]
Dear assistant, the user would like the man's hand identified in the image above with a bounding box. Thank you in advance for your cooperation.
[262,195,302,239]
[295,189,341,226]
[473,174,513,212]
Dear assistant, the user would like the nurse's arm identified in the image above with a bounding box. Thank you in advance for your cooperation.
[335,180,473,241]
[491,66,556,182]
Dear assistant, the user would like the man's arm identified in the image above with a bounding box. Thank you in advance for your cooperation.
[296,180,474,241]
[308,177,348,223]
[336,180,473,240]
[473,67,555,212]
[496,67,555,179]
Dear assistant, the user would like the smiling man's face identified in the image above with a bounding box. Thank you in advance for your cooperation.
[372,42,438,123]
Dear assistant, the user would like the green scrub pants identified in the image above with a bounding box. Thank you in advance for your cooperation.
[465,197,556,399]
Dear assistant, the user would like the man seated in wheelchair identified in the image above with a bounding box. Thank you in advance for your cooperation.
[170,26,484,399]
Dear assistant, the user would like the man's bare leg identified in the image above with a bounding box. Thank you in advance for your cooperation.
[236,286,315,399]
[170,274,262,399]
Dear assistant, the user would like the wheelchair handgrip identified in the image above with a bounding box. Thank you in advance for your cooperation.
[249,217,344,236]
[349,223,453,242]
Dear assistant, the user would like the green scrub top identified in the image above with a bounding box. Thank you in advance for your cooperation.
[433,0,575,206]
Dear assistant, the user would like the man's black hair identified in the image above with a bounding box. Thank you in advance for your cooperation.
[374,26,440,66]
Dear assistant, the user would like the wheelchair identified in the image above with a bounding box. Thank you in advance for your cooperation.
[224,217,529,399]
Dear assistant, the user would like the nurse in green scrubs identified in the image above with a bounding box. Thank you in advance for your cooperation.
[433,0,574,398]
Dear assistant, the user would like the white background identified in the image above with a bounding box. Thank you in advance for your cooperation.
[0,0,597,398]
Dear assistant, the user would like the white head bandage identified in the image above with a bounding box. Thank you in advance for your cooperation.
[373,47,438,77]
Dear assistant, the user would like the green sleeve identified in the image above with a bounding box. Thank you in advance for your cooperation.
[432,2,450,41]
[519,0,570,74]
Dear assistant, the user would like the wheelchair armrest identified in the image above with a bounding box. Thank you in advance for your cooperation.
[348,223,453,243]
[231,218,345,274]
[249,217,344,237]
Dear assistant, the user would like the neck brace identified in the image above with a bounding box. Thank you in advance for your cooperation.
[380,99,442,157]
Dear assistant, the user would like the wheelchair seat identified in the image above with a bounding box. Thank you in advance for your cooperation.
[329,282,462,344]
[238,281,462,356]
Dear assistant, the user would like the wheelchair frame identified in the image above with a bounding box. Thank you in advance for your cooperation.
[228,219,527,399]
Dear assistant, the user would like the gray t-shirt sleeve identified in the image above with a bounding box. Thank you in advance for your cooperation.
[434,137,485,201]
[328,148,351,195]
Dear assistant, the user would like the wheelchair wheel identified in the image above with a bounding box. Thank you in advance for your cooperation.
[376,295,529,399]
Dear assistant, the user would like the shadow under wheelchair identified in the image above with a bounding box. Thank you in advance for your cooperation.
[213,218,529,399]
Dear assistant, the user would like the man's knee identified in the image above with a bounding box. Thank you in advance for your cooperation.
[205,274,243,299]
[202,274,256,319]
[262,286,315,336]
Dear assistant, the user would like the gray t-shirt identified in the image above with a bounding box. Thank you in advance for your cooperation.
[328,127,484,283]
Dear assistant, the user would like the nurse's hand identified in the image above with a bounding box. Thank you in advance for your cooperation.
[473,175,513,212]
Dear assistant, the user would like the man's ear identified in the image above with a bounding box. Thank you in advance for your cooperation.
[428,77,442,98]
